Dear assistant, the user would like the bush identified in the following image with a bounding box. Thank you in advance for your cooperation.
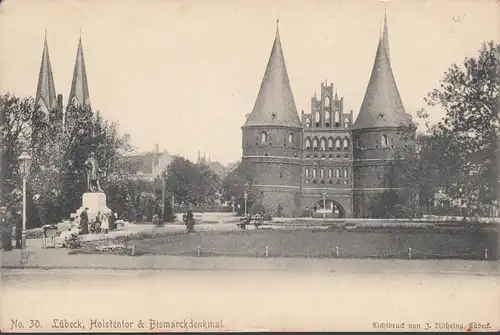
[393,204,413,219]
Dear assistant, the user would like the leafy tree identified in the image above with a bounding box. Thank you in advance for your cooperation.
[0,94,43,227]
[164,156,222,207]
[221,161,257,216]
[1,93,132,225]
[425,41,499,213]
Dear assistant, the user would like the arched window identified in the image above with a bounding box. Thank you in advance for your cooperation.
[312,168,317,178]
[344,117,350,128]
[313,138,319,149]
[320,168,325,178]
[335,138,341,150]
[288,133,293,143]
[334,111,340,125]
[305,117,311,128]
[320,138,326,150]
[381,134,388,147]
[305,168,310,178]
[328,168,333,178]
[315,111,320,127]
[324,96,330,107]
[261,131,267,143]
[324,111,331,127]
[335,168,340,178]
[344,168,349,178]
[343,138,349,149]
[305,138,311,150]
[328,138,334,150]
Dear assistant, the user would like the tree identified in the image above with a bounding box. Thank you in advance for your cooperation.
[164,156,222,207]
[221,161,256,202]
[1,93,133,225]
[0,94,43,227]
[425,41,499,213]
[221,161,257,215]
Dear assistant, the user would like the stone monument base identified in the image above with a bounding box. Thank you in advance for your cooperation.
[75,192,112,221]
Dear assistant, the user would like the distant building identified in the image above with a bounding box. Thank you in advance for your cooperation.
[240,15,415,218]
[125,145,174,181]
[196,151,233,179]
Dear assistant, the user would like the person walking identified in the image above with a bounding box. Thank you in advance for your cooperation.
[80,208,89,235]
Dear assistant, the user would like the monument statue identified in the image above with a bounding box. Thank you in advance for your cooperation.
[85,152,103,192]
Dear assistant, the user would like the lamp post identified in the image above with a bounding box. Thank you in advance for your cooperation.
[322,192,327,220]
[161,171,166,220]
[231,196,235,215]
[18,149,32,265]
[244,192,248,217]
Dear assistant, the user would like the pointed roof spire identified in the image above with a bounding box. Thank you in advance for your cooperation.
[352,16,409,130]
[243,22,301,128]
[35,31,57,114]
[68,34,91,108]
[383,9,390,60]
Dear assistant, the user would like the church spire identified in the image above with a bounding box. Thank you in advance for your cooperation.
[383,9,390,61]
[68,34,91,108]
[35,31,57,114]
[242,21,301,128]
[352,13,409,130]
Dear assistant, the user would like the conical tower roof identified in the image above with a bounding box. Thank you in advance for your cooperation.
[352,15,409,130]
[35,32,57,114]
[243,23,301,128]
[68,35,91,108]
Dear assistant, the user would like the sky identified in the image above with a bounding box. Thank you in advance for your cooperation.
[0,0,498,164]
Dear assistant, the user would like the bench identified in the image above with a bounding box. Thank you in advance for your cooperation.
[237,218,263,229]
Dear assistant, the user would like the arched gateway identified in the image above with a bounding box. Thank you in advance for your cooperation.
[307,199,346,218]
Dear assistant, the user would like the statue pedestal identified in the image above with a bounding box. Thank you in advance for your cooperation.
[75,192,111,221]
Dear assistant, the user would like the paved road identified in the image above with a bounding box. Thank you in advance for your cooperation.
[2,267,499,332]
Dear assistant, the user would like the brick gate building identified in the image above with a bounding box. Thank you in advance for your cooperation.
[241,15,414,218]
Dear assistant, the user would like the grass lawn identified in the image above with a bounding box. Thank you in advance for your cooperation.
[80,226,498,260]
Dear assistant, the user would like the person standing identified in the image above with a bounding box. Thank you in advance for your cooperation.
[0,207,14,251]
[15,210,22,249]
[108,211,116,231]
[101,213,109,234]
[80,208,89,235]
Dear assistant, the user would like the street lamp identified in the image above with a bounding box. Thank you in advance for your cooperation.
[231,196,236,215]
[244,192,248,217]
[161,171,167,221]
[18,149,32,265]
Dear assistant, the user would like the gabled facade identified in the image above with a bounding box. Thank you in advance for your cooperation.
[301,82,354,217]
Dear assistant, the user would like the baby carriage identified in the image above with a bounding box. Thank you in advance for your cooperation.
[42,224,58,249]
[89,220,101,234]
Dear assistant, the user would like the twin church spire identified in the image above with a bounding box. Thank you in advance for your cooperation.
[35,31,91,117]
[35,31,57,114]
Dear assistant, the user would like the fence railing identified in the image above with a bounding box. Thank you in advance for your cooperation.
[110,242,493,261]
